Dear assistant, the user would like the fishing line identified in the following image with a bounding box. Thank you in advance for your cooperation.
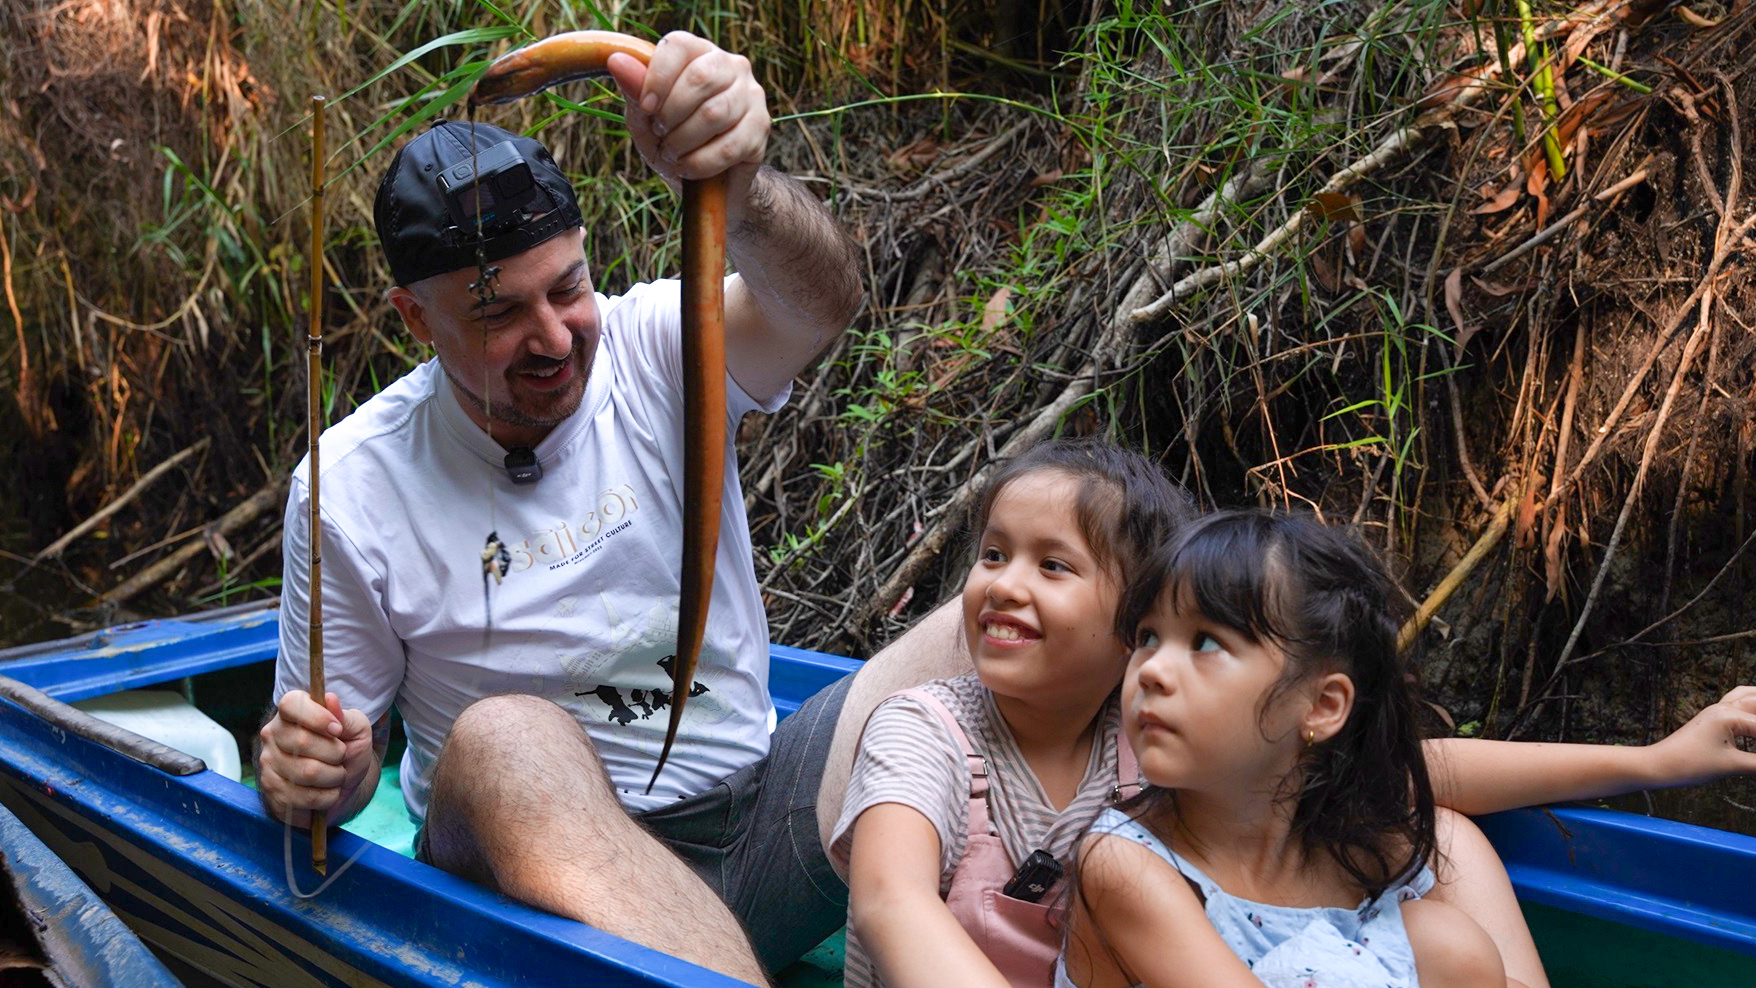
[467,113,511,649]
[282,806,372,899]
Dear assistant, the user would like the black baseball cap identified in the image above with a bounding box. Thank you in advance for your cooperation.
[374,120,583,286]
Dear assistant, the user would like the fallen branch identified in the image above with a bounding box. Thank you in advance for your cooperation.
[100,479,286,606]
[1398,493,1520,652]
[34,438,212,562]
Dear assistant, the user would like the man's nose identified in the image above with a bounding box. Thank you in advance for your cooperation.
[528,302,573,359]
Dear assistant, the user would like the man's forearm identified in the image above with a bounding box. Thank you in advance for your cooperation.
[727,165,862,354]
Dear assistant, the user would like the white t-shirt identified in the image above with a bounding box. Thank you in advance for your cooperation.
[275,279,784,818]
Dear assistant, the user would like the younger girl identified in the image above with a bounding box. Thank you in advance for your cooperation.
[1063,509,1501,988]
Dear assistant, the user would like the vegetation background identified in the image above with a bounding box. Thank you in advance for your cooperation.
[1,0,1752,829]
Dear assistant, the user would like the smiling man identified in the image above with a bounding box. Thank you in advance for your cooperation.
[254,32,864,983]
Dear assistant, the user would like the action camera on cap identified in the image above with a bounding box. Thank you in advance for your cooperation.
[437,141,543,237]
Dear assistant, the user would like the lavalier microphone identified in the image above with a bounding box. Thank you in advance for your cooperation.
[504,446,543,484]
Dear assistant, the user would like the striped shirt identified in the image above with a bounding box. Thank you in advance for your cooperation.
[830,675,1130,988]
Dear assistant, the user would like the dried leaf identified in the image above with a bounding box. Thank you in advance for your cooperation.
[1515,485,1540,550]
[981,287,1013,335]
[1027,169,1063,189]
[1544,509,1568,603]
[204,527,236,562]
[1471,277,1524,297]
[1347,221,1367,259]
[885,136,941,173]
[1444,268,1467,337]
[1676,5,1721,28]
[1306,192,1363,223]
[1553,90,1614,150]
[1417,64,1492,111]
[1425,700,1457,731]
[1525,158,1549,198]
[1472,182,1523,215]
[1309,250,1340,294]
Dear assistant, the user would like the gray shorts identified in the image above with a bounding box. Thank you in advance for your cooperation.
[635,672,852,973]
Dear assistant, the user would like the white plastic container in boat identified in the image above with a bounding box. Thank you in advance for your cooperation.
[73,689,242,781]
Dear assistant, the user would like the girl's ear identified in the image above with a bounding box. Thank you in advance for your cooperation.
[1305,672,1354,744]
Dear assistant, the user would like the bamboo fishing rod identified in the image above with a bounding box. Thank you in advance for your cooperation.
[306,94,329,876]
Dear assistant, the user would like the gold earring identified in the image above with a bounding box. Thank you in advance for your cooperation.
[1305,728,1316,747]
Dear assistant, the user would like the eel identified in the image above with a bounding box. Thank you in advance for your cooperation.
[472,32,727,792]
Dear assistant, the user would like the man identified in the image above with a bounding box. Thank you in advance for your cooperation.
[255,32,962,983]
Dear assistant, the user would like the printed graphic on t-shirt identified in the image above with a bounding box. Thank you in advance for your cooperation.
[507,484,642,573]
[576,653,711,726]
[555,600,739,731]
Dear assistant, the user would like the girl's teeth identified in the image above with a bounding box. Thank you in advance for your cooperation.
[987,623,1022,641]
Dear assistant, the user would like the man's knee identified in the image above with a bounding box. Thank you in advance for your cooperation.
[434,694,617,806]
[440,693,586,765]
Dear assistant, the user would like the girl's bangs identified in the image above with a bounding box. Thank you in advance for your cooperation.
[1164,515,1288,646]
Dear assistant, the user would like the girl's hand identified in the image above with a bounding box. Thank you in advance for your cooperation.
[1645,686,1756,787]
[846,803,1011,988]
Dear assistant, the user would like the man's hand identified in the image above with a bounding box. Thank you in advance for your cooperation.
[605,31,768,230]
[256,690,378,827]
[1646,685,1756,787]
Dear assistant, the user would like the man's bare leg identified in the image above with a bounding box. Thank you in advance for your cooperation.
[425,694,769,986]
[816,597,972,851]
[1429,807,1548,988]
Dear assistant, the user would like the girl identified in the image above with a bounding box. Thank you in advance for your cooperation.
[832,437,1194,988]
[835,438,1756,988]
[1062,509,1500,988]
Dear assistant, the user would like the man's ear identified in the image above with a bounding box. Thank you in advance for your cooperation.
[387,285,432,345]
[1305,672,1355,744]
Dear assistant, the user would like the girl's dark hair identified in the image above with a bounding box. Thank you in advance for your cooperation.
[1114,509,1436,896]
[972,436,1197,587]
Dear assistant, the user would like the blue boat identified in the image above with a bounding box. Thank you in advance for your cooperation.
[0,602,1752,987]
[0,797,183,986]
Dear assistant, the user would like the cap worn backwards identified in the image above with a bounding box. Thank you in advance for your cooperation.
[373,120,584,286]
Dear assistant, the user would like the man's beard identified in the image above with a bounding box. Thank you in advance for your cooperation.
[442,350,585,431]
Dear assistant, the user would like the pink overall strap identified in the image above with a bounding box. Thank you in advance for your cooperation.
[892,687,993,836]
[1113,726,1141,803]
